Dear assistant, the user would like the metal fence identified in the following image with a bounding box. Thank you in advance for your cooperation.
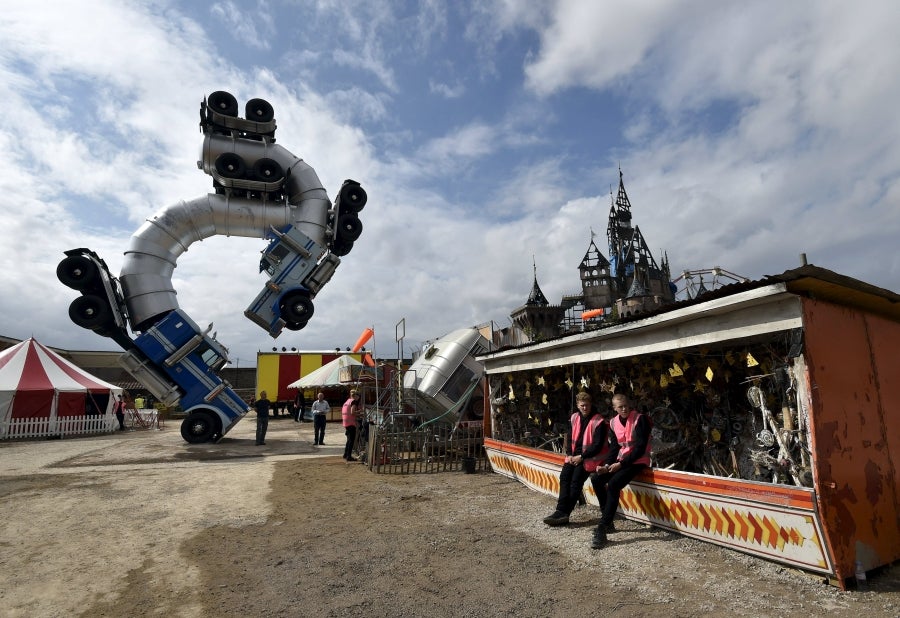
[363,422,486,474]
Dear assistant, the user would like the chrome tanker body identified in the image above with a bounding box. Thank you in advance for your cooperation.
[57,91,366,443]
[402,327,490,425]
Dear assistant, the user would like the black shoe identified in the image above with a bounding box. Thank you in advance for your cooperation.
[542,511,570,526]
[606,521,617,533]
[591,527,608,549]
[347,456,358,462]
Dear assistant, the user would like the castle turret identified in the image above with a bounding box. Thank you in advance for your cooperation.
[509,260,566,342]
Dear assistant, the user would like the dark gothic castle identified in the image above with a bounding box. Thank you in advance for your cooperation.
[509,170,675,342]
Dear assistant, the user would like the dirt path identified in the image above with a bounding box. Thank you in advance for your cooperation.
[1,417,898,617]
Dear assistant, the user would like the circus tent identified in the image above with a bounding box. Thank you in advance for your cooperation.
[0,338,123,428]
[287,354,376,389]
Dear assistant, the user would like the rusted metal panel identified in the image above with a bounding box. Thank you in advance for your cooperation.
[801,297,900,585]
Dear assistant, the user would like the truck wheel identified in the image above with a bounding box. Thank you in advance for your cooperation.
[339,183,367,213]
[331,240,353,257]
[69,295,111,331]
[215,153,246,179]
[245,98,274,123]
[280,291,314,325]
[252,157,284,181]
[207,91,238,117]
[181,411,217,444]
[337,214,363,241]
[57,255,98,290]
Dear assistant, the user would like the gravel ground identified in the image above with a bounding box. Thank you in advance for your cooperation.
[1,416,898,617]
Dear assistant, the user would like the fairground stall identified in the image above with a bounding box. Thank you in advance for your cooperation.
[478,265,899,589]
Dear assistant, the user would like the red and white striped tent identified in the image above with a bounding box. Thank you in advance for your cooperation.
[0,338,123,425]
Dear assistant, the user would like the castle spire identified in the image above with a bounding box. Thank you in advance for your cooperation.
[526,257,549,306]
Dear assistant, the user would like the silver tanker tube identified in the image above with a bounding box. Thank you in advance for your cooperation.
[120,137,333,331]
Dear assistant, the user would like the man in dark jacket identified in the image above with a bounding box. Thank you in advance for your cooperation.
[254,391,271,446]
[542,391,610,526]
[589,393,652,549]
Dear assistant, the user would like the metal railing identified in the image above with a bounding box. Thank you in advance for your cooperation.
[362,422,485,474]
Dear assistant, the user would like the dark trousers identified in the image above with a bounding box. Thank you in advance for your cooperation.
[590,463,647,526]
[256,415,268,444]
[115,412,125,430]
[343,424,357,459]
[314,415,326,444]
[555,462,591,515]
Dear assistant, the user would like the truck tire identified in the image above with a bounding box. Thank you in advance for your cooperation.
[207,91,238,117]
[252,157,284,181]
[280,291,314,326]
[57,255,99,291]
[68,295,112,331]
[331,240,353,257]
[336,214,363,241]
[339,183,367,213]
[181,411,218,444]
[245,98,274,123]
[215,153,246,179]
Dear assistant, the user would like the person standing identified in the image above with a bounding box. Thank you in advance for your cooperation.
[114,394,127,430]
[542,391,609,526]
[589,393,652,549]
[310,392,330,445]
[341,390,361,461]
[254,391,271,446]
[295,390,307,423]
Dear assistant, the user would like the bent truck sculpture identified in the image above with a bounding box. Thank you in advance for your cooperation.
[57,91,366,443]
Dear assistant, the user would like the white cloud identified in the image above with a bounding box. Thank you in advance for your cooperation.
[429,79,465,99]
[1,0,899,370]
[210,1,275,50]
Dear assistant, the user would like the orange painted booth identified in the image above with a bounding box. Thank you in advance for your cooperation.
[479,265,899,588]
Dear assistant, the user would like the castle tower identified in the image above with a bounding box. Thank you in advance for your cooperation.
[509,260,566,342]
[579,232,613,310]
[606,171,675,308]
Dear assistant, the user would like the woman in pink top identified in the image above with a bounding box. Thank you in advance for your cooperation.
[341,390,361,461]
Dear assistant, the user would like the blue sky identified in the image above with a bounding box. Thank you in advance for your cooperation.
[1,1,899,368]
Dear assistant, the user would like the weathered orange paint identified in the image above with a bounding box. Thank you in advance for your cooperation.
[801,297,900,587]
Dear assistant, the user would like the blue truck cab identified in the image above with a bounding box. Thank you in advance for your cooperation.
[243,225,340,338]
[120,310,249,443]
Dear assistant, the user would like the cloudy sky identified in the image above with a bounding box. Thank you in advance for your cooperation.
[1,1,898,367]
